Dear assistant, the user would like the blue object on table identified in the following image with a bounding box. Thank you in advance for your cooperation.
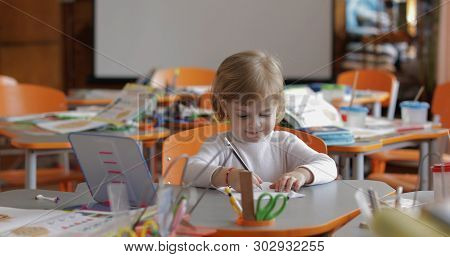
[308,83,323,92]
[399,101,430,109]
[299,126,355,145]
[340,106,369,113]
[255,193,287,221]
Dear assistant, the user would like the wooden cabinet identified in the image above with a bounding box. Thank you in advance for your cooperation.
[0,0,63,89]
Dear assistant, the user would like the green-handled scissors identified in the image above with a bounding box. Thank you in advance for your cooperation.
[255,193,287,221]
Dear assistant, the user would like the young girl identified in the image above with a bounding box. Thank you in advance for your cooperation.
[184,50,337,192]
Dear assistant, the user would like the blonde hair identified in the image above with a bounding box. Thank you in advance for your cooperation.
[212,50,285,123]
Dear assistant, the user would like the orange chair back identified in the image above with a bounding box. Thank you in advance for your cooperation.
[337,69,397,107]
[432,82,450,129]
[337,69,399,120]
[162,123,327,185]
[0,75,18,87]
[0,84,67,117]
[151,67,215,88]
[198,92,213,109]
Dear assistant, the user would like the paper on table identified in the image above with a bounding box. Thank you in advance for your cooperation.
[382,198,424,209]
[180,85,211,95]
[35,119,107,134]
[348,127,396,139]
[218,182,305,201]
[0,207,120,236]
[0,207,65,235]
[36,84,157,133]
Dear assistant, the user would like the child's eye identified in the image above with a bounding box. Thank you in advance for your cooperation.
[237,114,248,119]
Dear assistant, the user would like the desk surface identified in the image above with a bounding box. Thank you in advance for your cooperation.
[328,128,448,153]
[0,188,93,210]
[189,180,393,236]
[333,191,434,237]
[0,123,170,150]
[332,91,390,107]
[0,180,393,237]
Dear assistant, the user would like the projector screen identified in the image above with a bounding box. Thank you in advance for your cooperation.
[94,0,333,80]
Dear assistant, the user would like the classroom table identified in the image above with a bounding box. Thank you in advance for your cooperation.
[67,89,121,106]
[333,191,434,237]
[331,90,389,118]
[0,180,394,237]
[187,180,394,236]
[328,127,448,190]
[0,122,170,189]
[67,89,188,107]
[285,86,389,118]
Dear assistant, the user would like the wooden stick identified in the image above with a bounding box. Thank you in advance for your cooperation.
[414,86,425,101]
[239,171,255,221]
[349,71,359,107]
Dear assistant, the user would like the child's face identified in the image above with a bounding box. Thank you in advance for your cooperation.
[227,98,278,142]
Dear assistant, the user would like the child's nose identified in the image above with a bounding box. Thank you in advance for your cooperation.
[248,116,262,129]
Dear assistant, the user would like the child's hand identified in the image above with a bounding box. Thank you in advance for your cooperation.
[270,168,313,192]
[212,167,263,192]
[228,168,263,192]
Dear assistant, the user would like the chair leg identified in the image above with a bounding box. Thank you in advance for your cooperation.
[58,181,75,192]
[66,181,74,192]
[371,159,386,174]
[59,182,67,192]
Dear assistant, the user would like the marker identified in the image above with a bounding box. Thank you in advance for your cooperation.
[224,187,243,215]
[368,189,379,212]
[395,186,403,208]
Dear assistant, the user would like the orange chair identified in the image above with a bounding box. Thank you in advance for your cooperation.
[367,82,450,191]
[0,84,67,116]
[0,75,18,87]
[0,84,83,191]
[161,124,327,185]
[150,67,215,88]
[337,69,399,119]
[198,92,213,109]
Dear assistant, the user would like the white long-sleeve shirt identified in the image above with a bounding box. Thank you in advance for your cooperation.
[184,131,337,188]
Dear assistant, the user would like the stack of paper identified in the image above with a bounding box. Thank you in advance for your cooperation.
[36,84,157,134]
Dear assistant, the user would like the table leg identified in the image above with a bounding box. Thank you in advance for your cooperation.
[60,152,70,175]
[339,157,351,180]
[25,150,37,189]
[352,154,365,180]
[373,102,382,118]
[419,141,430,190]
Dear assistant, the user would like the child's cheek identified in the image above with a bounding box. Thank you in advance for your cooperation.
[263,115,276,135]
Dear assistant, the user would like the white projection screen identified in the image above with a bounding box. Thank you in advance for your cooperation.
[94,0,333,80]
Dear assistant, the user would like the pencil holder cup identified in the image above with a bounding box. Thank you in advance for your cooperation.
[340,106,368,128]
[235,216,275,227]
[400,101,429,124]
[431,163,450,202]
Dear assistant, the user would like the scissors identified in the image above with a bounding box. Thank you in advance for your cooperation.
[255,193,287,221]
